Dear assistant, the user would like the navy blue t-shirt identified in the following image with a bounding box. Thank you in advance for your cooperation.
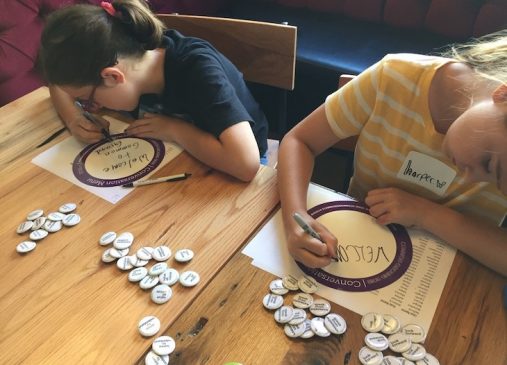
[139,30,268,155]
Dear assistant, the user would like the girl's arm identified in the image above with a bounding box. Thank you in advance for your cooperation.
[49,85,108,144]
[366,187,507,276]
[125,114,260,182]
[278,105,344,267]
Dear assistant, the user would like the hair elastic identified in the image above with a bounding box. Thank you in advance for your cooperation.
[100,1,116,17]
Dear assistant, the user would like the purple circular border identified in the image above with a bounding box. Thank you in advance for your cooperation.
[72,133,165,187]
[296,200,412,292]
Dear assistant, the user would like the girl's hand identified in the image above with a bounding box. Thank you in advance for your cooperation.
[66,113,110,144]
[365,187,432,227]
[286,214,338,268]
[124,113,175,142]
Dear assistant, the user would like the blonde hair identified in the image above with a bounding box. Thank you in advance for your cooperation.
[445,29,507,84]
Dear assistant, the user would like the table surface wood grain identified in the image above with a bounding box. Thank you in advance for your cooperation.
[1,87,505,365]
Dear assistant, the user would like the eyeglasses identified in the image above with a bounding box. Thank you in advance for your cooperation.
[79,84,98,112]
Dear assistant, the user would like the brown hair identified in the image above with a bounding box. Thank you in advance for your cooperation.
[39,0,166,86]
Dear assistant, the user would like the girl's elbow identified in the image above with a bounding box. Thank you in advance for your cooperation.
[236,161,260,182]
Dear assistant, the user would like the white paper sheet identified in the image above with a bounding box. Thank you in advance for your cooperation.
[32,117,182,204]
[243,183,456,332]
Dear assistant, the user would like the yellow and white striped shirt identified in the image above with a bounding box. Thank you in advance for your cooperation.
[325,54,507,226]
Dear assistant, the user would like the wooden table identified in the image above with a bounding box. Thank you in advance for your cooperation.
[1,88,506,365]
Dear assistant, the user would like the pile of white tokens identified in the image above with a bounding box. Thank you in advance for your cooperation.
[359,312,440,365]
[99,231,200,304]
[15,203,81,254]
[262,274,347,339]
[138,315,176,365]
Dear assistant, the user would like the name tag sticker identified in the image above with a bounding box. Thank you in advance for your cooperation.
[397,151,456,196]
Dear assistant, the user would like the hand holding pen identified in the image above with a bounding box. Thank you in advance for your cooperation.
[74,101,113,142]
[292,212,338,266]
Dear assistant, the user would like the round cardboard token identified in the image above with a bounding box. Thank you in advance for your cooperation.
[138,316,160,337]
[358,346,383,365]
[159,268,179,286]
[151,284,172,304]
[262,293,284,310]
[174,248,194,262]
[16,241,36,253]
[179,270,200,287]
[59,203,77,213]
[274,305,295,324]
[152,336,176,356]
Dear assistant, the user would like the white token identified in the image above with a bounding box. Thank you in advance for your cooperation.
[151,284,172,304]
[262,293,284,310]
[298,275,319,293]
[31,217,46,230]
[16,241,36,253]
[101,248,116,263]
[144,350,169,365]
[109,247,129,258]
[47,212,65,221]
[117,256,134,270]
[44,220,62,233]
[152,335,176,356]
[361,312,384,333]
[27,209,44,221]
[62,213,81,227]
[287,308,307,325]
[129,267,148,282]
[58,203,77,213]
[382,314,401,335]
[99,232,117,246]
[270,279,289,295]
[292,292,313,309]
[140,275,160,290]
[310,317,331,337]
[402,344,427,361]
[274,305,295,324]
[381,356,402,365]
[179,270,200,287]
[138,316,160,337]
[398,359,415,365]
[174,248,194,262]
[129,256,149,267]
[159,268,179,286]
[113,232,134,250]
[300,319,315,339]
[358,346,383,365]
[282,274,300,291]
[29,229,48,241]
[284,322,306,338]
[415,354,439,365]
[310,298,331,316]
[137,247,154,260]
[149,262,168,276]
[17,221,34,234]
[324,313,347,335]
[388,333,412,353]
[152,246,171,261]
[365,333,389,351]
[401,324,426,344]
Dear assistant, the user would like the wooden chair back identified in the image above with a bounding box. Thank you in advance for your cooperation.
[157,14,297,90]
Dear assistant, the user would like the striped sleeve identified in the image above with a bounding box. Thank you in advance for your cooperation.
[324,60,382,140]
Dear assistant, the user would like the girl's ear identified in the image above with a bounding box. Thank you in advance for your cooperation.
[100,67,125,87]
[492,83,507,103]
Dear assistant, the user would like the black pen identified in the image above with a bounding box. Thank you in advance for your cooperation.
[122,173,191,188]
[74,101,113,142]
[293,212,338,262]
